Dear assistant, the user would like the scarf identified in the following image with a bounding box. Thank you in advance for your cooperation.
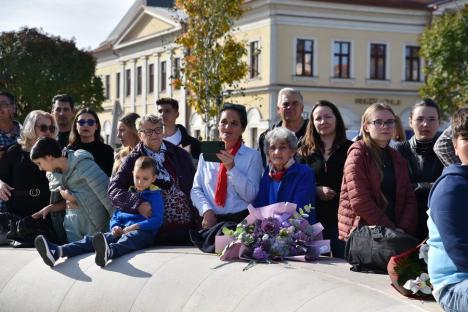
[144,142,173,189]
[214,139,242,207]
[268,158,295,182]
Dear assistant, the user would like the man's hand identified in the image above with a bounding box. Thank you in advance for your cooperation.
[137,201,152,218]
[0,180,13,201]
[202,210,217,229]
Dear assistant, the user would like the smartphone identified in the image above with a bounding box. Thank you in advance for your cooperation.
[201,141,225,162]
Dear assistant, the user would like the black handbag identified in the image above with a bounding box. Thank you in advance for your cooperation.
[344,225,419,273]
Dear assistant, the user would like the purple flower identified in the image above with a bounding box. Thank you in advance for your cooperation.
[253,247,268,261]
[261,217,281,236]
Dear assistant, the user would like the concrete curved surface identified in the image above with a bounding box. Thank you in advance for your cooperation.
[0,247,442,312]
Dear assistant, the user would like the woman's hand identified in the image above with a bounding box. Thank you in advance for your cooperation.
[137,202,152,218]
[112,226,124,237]
[59,187,76,203]
[316,186,336,201]
[216,150,235,170]
[32,204,52,219]
[0,180,13,201]
[202,210,217,229]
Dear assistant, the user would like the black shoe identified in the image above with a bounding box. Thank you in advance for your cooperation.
[92,232,110,267]
[34,235,60,267]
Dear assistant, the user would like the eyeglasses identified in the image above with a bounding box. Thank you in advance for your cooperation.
[414,117,438,124]
[77,119,96,127]
[139,127,163,136]
[368,119,396,128]
[36,124,56,133]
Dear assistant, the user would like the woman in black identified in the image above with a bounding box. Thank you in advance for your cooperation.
[297,100,352,258]
[68,108,114,176]
[394,99,444,240]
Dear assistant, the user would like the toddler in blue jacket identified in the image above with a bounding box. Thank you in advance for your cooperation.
[35,156,164,267]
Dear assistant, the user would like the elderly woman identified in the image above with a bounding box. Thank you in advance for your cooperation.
[254,127,316,224]
[112,113,140,175]
[108,113,196,245]
[68,108,114,177]
[0,110,59,246]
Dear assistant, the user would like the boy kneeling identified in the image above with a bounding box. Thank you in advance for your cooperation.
[35,156,163,267]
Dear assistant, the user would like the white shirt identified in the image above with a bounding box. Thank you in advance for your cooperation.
[191,144,263,216]
[164,128,182,146]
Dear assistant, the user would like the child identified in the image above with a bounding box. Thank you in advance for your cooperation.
[35,156,164,267]
[427,107,468,312]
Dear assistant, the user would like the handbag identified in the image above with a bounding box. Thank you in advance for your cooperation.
[344,225,419,273]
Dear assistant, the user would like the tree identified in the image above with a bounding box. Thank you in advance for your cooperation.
[175,0,248,139]
[419,5,468,116]
[0,27,104,121]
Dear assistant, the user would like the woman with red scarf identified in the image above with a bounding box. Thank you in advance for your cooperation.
[191,104,263,232]
[253,127,316,224]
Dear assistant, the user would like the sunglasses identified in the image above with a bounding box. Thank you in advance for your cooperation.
[36,124,56,133]
[77,119,96,127]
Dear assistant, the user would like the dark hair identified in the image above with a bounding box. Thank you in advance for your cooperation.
[134,156,158,176]
[0,90,15,105]
[156,97,179,111]
[451,107,468,139]
[52,94,75,109]
[410,98,440,119]
[220,103,248,129]
[30,137,62,160]
[69,108,103,147]
[298,100,347,156]
[119,112,140,130]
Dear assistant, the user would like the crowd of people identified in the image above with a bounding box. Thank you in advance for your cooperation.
[0,88,466,311]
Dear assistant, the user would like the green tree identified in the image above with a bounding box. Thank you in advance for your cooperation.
[175,0,248,139]
[0,27,104,121]
[419,5,468,116]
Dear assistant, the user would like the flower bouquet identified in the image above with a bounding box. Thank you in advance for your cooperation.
[387,242,434,300]
[215,202,330,264]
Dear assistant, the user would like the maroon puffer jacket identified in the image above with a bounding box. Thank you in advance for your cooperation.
[338,140,417,241]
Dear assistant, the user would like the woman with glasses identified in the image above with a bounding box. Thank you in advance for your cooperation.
[338,103,417,241]
[394,99,444,240]
[297,100,352,258]
[0,110,59,246]
[109,114,197,245]
[68,108,114,177]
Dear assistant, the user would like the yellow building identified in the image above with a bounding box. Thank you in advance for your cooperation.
[94,0,434,147]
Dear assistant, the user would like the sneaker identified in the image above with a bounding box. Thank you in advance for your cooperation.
[34,235,60,267]
[92,232,110,267]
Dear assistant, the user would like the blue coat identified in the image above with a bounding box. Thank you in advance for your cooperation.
[110,185,164,233]
[254,162,316,224]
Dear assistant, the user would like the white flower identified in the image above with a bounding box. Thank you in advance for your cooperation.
[403,273,432,295]
[262,234,269,241]
[419,244,429,264]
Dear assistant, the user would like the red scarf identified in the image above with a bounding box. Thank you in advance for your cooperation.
[268,158,295,182]
[214,139,242,207]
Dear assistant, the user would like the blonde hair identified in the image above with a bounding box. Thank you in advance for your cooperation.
[18,110,58,150]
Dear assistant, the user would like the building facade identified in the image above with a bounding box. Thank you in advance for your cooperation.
[94,0,434,147]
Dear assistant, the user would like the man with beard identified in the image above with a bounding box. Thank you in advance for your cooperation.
[51,94,76,149]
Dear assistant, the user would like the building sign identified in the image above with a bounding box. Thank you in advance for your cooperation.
[355,98,401,106]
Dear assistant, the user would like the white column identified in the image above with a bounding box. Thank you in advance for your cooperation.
[180,50,188,131]
[119,61,126,110]
[142,56,148,115]
[155,53,161,103]
[131,59,137,113]
[168,50,173,98]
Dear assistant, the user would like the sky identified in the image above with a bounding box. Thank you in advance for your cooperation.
[0,0,135,50]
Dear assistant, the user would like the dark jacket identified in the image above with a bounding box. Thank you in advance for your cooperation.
[254,161,316,224]
[108,141,195,213]
[338,140,417,240]
[258,119,309,165]
[68,140,114,177]
[177,124,201,159]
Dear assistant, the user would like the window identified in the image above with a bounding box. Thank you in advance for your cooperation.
[116,73,120,98]
[148,64,154,93]
[125,69,131,96]
[104,75,110,99]
[160,61,166,92]
[333,41,351,78]
[136,66,142,95]
[296,39,314,76]
[370,43,386,80]
[173,58,181,89]
[250,41,259,78]
[405,46,421,81]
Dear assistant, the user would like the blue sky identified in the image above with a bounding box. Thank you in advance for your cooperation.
[0,0,135,50]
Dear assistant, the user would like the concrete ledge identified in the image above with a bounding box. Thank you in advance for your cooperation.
[0,247,442,312]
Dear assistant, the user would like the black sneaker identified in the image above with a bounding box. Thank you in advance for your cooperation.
[92,232,109,267]
[34,235,60,267]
